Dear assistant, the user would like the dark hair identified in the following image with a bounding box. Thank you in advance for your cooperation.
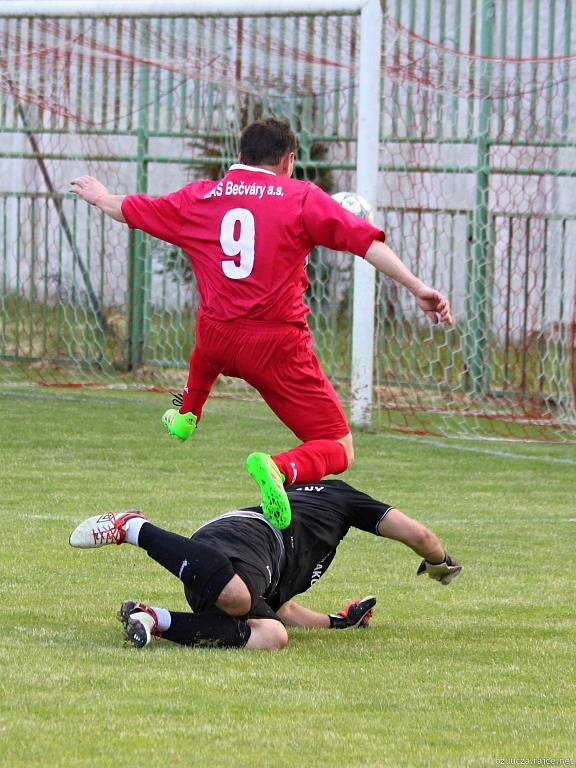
[239,118,297,166]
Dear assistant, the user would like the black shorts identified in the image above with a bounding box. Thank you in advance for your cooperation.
[184,516,284,623]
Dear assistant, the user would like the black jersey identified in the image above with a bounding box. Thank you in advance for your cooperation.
[191,480,391,612]
[267,480,391,609]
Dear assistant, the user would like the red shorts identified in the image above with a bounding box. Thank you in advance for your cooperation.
[185,314,350,443]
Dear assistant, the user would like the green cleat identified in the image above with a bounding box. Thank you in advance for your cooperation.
[162,409,197,441]
[246,452,291,530]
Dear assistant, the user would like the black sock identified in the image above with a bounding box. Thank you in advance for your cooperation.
[162,611,251,648]
[138,523,236,605]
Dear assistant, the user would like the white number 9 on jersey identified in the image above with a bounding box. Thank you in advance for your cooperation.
[219,208,255,279]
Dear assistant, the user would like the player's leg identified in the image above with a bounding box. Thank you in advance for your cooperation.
[70,512,275,648]
[192,322,293,529]
[242,595,288,649]
[139,521,255,612]
[163,342,220,441]
[162,612,286,650]
[117,600,257,649]
[243,326,352,484]
[163,312,232,440]
[245,451,292,529]
[162,593,286,650]
[69,511,250,614]
[245,619,288,650]
[117,600,286,650]
[70,512,287,649]
[166,556,287,650]
[272,435,350,485]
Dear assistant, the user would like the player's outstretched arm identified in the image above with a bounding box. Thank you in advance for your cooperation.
[377,507,461,584]
[69,175,126,223]
[277,600,330,628]
[364,240,453,325]
[277,597,376,629]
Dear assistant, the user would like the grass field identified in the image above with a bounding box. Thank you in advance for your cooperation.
[1,386,574,768]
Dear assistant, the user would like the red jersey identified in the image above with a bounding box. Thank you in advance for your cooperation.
[121,164,384,324]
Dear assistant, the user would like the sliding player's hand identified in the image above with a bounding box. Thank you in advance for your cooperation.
[69,175,110,206]
[328,595,376,628]
[417,554,461,584]
[414,284,453,325]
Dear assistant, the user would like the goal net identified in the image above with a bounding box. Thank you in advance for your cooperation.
[0,3,574,441]
[373,9,576,441]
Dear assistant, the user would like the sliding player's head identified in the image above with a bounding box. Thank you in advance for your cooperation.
[239,118,297,176]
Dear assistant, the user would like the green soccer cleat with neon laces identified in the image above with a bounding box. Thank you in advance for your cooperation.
[246,452,291,530]
[162,409,197,441]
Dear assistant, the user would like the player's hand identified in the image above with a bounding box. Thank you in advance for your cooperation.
[328,595,376,628]
[69,175,109,206]
[417,554,461,584]
[413,284,453,325]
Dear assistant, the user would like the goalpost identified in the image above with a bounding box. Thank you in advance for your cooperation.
[0,0,574,442]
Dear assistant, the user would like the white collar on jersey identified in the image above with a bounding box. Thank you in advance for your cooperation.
[228,163,276,175]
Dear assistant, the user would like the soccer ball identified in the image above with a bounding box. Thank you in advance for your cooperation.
[331,191,373,223]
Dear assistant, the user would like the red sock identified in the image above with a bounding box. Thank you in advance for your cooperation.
[272,440,349,484]
[179,347,220,422]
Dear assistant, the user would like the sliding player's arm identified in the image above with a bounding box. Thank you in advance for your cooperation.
[346,484,461,585]
[69,176,126,222]
[277,600,330,628]
[377,507,461,584]
[277,597,375,629]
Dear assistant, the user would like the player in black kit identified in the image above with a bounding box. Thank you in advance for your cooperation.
[69,480,462,650]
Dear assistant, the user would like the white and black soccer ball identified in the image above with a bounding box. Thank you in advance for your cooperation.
[331,191,373,223]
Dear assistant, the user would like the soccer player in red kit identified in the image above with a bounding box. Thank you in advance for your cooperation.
[70,118,452,531]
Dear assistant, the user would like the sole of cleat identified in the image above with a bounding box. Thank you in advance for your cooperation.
[124,616,151,649]
[117,602,152,649]
[117,601,150,648]
[117,600,137,629]
[246,452,291,530]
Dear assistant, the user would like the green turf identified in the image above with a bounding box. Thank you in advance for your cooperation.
[1,386,574,767]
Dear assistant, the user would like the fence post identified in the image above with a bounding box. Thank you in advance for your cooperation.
[126,18,150,371]
[467,0,494,393]
[351,0,382,428]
